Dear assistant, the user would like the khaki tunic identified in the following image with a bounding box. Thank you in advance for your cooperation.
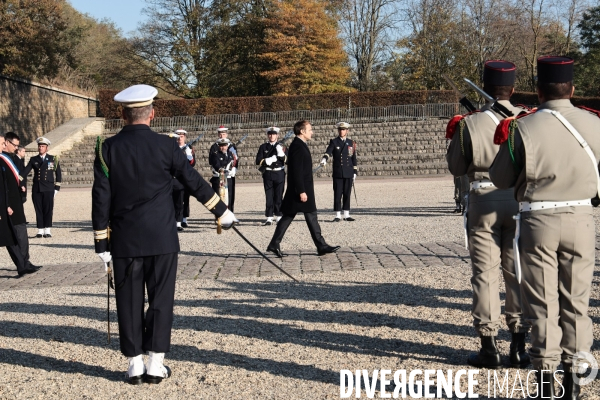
[446,101,528,336]
[489,99,600,370]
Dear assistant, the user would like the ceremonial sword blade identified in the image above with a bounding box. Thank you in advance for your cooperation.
[443,74,465,97]
[312,164,323,174]
[236,134,249,146]
[231,226,298,282]
[463,78,495,103]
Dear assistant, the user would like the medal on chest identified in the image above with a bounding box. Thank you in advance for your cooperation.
[347,145,353,156]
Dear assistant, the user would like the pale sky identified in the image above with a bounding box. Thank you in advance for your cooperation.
[67,0,147,37]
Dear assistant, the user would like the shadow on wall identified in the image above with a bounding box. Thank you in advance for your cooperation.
[0,77,94,144]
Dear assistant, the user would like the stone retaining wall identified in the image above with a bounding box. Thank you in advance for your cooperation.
[0,75,98,144]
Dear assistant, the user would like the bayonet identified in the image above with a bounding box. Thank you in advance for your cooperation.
[187,133,204,147]
[443,74,477,112]
[235,134,249,147]
[463,78,514,118]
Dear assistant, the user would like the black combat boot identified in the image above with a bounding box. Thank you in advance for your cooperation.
[529,370,555,399]
[509,332,531,368]
[560,363,583,400]
[467,336,502,369]
[454,201,461,213]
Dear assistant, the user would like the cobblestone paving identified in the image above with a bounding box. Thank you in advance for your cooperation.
[0,241,473,291]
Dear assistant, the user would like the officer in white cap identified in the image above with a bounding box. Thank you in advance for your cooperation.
[170,129,196,230]
[92,84,236,385]
[321,122,358,221]
[255,126,287,225]
[209,137,236,207]
[22,136,61,237]
[208,126,239,212]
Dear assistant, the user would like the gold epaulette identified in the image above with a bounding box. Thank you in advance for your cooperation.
[18,175,23,181]
[204,193,220,211]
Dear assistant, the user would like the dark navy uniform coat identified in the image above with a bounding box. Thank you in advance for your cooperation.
[23,154,62,192]
[323,137,358,179]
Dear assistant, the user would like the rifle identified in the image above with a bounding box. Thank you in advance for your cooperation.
[463,78,514,118]
[235,134,249,147]
[442,74,477,113]
[257,130,294,174]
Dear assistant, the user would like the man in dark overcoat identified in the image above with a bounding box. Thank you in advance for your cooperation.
[266,120,339,258]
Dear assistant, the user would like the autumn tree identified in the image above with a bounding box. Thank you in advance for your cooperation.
[259,0,351,95]
[0,0,78,79]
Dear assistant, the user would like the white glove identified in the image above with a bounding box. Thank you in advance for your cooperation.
[98,251,112,271]
[229,167,237,178]
[353,174,356,181]
[54,190,58,197]
[185,147,193,160]
[320,158,327,166]
[276,144,285,157]
[265,155,277,166]
[219,209,236,229]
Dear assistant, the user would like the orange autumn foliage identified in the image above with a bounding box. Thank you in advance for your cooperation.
[259,0,352,96]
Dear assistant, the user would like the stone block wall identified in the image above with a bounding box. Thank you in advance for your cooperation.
[0,75,98,145]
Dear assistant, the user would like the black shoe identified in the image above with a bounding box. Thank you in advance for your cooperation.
[343,217,355,221]
[529,370,556,399]
[509,332,531,368]
[318,245,340,256]
[44,234,52,238]
[35,234,43,238]
[145,366,171,384]
[333,218,341,222]
[262,220,273,226]
[127,374,146,385]
[267,246,285,258]
[559,363,584,400]
[18,265,42,277]
[177,226,184,232]
[181,222,188,228]
[467,336,502,369]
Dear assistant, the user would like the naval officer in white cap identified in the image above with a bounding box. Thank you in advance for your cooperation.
[92,84,236,385]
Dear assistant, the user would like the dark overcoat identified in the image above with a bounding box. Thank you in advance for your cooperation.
[281,137,317,214]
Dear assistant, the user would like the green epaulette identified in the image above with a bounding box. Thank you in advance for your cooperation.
[96,136,109,178]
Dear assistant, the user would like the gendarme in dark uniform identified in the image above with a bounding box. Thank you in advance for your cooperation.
[23,137,61,237]
[256,126,287,225]
[209,138,235,207]
[321,122,358,221]
[92,85,235,385]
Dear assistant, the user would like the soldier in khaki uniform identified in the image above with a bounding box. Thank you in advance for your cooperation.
[490,56,599,399]
[446,61,530,369]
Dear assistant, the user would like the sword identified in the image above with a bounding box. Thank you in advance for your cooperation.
[312,164,324,174]
[231,226,298,282]
[442,74,477,112]
[187,133,204,147]
[352,180,358,206]
[463,78,514,118]
[235,134,249,147]
[106,261,114,344]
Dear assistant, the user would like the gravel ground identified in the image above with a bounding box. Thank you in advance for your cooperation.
[0,176,598,399]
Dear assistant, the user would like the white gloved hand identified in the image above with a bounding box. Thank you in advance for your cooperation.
[219,209,236,229]
[353,174,356,181]
[98,251,112,270]
[276,144,285,157]
[229,167,237,178]
[54,190,58,197]
[265,155,277,166]
[320,158,327,166]
[185,147,193,160]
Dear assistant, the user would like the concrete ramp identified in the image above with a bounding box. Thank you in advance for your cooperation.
[24,117,104,158]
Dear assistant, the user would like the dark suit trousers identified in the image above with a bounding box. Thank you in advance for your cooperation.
[269,211,327,250]
[172,188,185,223]
[32,190,54,228]
[6,223,31,273]
[113,253,178,357]
[183,191,191,218]
[333,178,352,211]
[263,171,285,217]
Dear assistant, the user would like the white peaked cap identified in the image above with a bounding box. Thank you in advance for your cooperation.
[114,84,158,108]
[266,126,280,133]
[36,137,51,145]
[336,122,351,129]
[175,128,187,135]
[217,125,228,132]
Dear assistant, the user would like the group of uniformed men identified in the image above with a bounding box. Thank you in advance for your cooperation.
[169,121,359,228]
[447,56,598,399]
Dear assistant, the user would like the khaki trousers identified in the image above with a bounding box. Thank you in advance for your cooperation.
[468,187,527,336]
[519,207,595,370]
